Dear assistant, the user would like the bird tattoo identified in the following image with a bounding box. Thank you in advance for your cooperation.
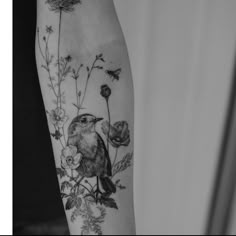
[67,114,116,201]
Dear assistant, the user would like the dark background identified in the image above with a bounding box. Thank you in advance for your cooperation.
[13,0,68,234]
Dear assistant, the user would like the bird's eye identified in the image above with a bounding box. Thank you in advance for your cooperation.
[80,118,87,124]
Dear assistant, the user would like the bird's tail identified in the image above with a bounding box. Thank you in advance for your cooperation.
[100,177,116,194]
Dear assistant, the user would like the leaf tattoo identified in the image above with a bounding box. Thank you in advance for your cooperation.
[56,168,66,178]
[100,197,118,210]
[112,153,133,177]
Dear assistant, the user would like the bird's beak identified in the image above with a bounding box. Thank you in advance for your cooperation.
[94,117,103,123]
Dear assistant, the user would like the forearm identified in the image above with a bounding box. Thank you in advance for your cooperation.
[36,0,135,235]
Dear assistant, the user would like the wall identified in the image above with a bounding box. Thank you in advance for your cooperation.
[114,0,236,234]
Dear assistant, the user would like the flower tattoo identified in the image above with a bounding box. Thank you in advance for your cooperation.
[49,108,68,128]
[46,25,53,34]
[61,145,82,170]
[65,55,72,63]
[51,130,63,140]
[46,0,81,13]
[102,121,130,148]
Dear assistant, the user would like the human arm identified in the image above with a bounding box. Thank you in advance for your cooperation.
[35,0,135,235]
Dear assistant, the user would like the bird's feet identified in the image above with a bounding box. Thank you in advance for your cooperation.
[94,188,103,204]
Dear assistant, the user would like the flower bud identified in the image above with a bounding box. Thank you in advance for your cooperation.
[100,84,111,100]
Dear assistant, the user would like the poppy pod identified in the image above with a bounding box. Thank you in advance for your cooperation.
[100,84,111,100]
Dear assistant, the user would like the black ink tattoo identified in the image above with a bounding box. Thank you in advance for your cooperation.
[37,1,133,234]
[46,0,82,13]
[105,68,122,81]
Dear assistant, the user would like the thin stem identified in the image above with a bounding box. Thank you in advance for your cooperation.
[79,57,98,114]
[37,30,58,99]
[71,178,92,195]
[106,99,111,154]
[45,34,50,62]
[58,9,62,109]
[72,64,83,115]
[72,183,91,195]
[45,35,59,99]
[53,124,64,148]
[79,184,92,194]
[80,75,89,108]
[59,135,65,148]
[75,79,79,115]
[64,171,76,182]
[62,126,67,145]
[71,176,92,194]
[85,181,94,191]
[92,184,97,192]
[112,148,119,168]
[37,30,46,61]
[46,63,58,98]
[75,176,85,189]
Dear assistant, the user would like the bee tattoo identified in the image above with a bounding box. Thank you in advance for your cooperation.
[105,68,122,81]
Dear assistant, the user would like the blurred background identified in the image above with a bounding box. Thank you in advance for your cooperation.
[13,0,68,234]
[13,0,236,235]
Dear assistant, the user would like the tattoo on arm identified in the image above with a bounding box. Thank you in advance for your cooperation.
[37,1,133,235]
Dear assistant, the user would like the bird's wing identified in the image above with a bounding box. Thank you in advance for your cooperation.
[96,132,112,177]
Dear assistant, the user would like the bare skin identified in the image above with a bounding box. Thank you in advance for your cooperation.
[36,0,135,235]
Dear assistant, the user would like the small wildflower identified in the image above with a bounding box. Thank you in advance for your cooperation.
[46,25,53,34]
[65,55,72,62]
[61,145,82,170]
[46,0,81,13]
[49,108,68,128]
[51,130,62,140]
